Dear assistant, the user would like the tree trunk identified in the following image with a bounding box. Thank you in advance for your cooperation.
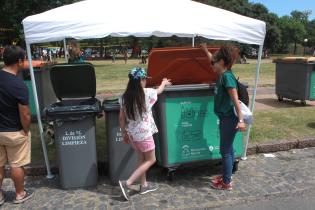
[293,41,297,55]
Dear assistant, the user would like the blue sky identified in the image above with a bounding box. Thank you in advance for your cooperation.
[250,0,315,20]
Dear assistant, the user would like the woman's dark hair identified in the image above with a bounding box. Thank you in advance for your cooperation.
[68,41,81,63]
[3,45,25,66]
[212,45,239,69]
[122,74,146,121]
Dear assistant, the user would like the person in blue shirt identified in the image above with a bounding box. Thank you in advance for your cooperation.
[0,46,34,205]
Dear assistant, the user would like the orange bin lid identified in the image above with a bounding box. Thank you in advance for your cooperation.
[21,60,47,69]
[146,47,219,87]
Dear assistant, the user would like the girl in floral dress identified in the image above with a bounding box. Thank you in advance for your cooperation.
[118,67,171,201]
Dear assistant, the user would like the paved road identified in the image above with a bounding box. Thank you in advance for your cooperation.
[219,187,315,210]
[1,147,315,209]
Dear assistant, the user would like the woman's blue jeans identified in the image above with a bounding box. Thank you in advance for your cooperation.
[219,115,238,184]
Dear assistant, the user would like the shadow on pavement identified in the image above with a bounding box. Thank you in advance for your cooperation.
[255,98,314,109]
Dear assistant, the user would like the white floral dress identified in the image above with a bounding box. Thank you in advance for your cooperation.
[119,88,158,141]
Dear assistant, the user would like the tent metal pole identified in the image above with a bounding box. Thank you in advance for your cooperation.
[26,44,54,178]
[242,44,263,160]
[63,38,68,62]
[192,35,195,47]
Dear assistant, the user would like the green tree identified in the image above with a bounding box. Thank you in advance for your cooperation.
[305,20,315,47]
[194,0,281,53]
[0,0,80,45]
[291,10,312,25]
[278,15,306,54]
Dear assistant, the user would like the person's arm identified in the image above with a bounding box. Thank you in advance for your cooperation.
[119,108,130,144]
[227,88,246,132]
[200,43,213,64]
[18,104,31,136]
[119,109,126,131]
[157,78,172,95]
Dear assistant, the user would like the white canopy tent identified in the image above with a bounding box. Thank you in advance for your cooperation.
[22,0,266,178]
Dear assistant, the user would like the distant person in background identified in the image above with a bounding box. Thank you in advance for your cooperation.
[241,54,248,64]
[68,41,84,63]
[313,49,315,57]
[47,49,52,62]
[58,48,63,58]
[124,50,128,64]
[0,46,34,205]
[111,50,116,64]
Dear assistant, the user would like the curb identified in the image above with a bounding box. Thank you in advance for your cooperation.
[5,138,315,176]
[246,137,315,155]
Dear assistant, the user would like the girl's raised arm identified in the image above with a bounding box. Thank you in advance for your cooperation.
[157,78,172,95]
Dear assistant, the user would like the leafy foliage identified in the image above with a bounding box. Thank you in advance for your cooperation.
[0,0,80,45]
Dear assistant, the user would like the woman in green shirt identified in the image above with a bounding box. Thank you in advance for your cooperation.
[201,44,246,190]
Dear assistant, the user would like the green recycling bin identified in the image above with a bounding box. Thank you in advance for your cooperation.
[18,61,57,119]
[146,47,244,179]
[154,84,243,177]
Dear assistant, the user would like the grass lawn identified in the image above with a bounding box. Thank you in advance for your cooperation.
[250,107,315,143]
[233,59,275,87]
[93,59,147,94]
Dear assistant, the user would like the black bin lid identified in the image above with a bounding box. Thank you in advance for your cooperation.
[102,97,120,112]
[50,63,96,100]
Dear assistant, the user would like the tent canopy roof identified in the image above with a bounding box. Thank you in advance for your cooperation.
[22,0,266,45]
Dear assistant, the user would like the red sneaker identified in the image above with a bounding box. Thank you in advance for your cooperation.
[211,175,233,185]
[211,180,233,191]
[210,175,223,184]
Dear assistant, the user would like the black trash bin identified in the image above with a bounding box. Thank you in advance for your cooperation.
[103,98,138,185]
[274,57,315,105]
[45,63,101,189]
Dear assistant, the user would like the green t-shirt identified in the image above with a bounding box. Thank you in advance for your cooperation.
[214,70,237,117]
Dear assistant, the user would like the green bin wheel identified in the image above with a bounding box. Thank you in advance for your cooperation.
[166,171,175,181]
[277,95,283,102]
[301,101,307,106]
[162,168,176,181]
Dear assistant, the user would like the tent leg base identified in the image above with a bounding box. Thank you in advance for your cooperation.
[46,174,55,179]
[241,156,248,161]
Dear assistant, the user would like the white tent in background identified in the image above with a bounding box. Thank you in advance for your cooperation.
[22,0,266,178]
